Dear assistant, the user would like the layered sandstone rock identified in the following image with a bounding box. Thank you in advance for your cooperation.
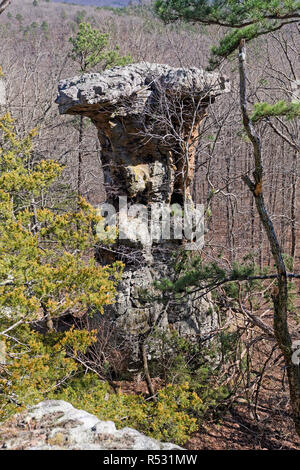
[56,63,230,360]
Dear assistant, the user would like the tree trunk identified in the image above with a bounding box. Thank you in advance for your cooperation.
[290,151,297,262]
[139,342,156,399]
[238,38,300,437]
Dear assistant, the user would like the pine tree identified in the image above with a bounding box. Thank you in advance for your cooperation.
[155,0,300,69]
[69,22,132,73]
[0,114,123,418]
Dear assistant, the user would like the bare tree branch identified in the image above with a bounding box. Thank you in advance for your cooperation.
[239,37,300,437]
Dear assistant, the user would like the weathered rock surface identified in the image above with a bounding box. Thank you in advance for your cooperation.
[0,77,6,106]
[0,400,182,450]
[103,254,217,339]
[56,63,230,362]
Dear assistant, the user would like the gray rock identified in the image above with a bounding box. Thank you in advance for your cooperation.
[0,400,183,450]
[55,62,229,365]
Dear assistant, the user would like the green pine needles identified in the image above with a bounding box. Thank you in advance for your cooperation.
[251,100,300,122]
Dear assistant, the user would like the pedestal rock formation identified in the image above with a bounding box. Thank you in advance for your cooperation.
[0,76,6,107]
[56,63,230,363]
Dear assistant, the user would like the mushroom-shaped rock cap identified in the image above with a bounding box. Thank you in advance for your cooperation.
[56,62,230,115]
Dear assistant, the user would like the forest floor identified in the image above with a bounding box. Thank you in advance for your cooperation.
[116,366,300,450]
[186,402,300,450]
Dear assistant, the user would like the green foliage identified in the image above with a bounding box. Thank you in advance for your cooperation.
[208,22,274,70]
[74,10,87,26]
[155,252,225,294]
[1,326,206,444]
[251,100,300,122]
[155,0,300,27]
[23,21,50,38]
[155,252,273,319]
[41,21,49,33]
[155,250,274,307]
[15,14,23,24]
[0,114,124,420]
[154,0,300,69]
[219,329,240,360]
[147,329,229,406]
[148,328,202,382]
[156,254,259,295]
[53,374,202,444]
[69,22,132,73]
[0,114,123,324]
[0,326,97,420]
[60,9,67,21]
[0,114,217,445]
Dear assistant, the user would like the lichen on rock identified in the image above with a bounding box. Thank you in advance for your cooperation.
[0,400,182,450]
